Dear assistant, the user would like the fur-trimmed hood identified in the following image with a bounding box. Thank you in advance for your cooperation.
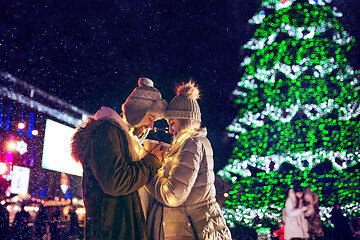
[71,117,103,165]
[71,107,129,165]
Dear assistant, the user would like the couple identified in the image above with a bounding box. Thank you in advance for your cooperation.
[283,186,324,240]
[71,78,231,240]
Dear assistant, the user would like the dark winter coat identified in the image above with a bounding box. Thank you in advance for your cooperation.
[71,115,162,240]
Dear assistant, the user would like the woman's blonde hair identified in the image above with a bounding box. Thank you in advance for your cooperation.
[177,118,201,133]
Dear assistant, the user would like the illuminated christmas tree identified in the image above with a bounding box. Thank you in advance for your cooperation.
[218,0,360,228]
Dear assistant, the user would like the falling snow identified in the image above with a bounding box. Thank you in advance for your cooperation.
[0,0,359,172]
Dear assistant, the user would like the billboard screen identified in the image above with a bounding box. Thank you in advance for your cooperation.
[42,119,83,177]
[11,166,30,195]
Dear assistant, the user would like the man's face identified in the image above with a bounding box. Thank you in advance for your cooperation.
[304,194,312,203]
[133,113,156,137]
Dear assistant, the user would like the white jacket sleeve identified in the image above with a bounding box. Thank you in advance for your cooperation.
[285,199,303,217]
[148,138,201,207]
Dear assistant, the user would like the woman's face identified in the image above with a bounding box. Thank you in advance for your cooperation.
[295,192,303,199]
[167,118,181,137]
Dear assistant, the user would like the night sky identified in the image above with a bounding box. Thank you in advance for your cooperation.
[1,0,359,172]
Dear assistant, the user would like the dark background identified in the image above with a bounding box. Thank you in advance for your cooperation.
[1,0,359,172]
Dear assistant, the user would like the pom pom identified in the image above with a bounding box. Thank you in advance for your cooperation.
[175,80,200,100]
[138,77,154,87]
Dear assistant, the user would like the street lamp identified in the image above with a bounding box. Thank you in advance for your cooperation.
[7,141,16,151]
[18,122,25,130]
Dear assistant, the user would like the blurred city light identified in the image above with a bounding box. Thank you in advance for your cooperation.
[7,141,16,151]
[18,122,25,129]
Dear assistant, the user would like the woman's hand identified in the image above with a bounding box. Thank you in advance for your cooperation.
[150,143,167,163]
[301,206,308,212]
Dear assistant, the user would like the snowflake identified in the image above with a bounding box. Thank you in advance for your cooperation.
[16,140,28,155]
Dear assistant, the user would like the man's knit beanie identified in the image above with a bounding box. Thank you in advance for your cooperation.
[122,77,167,127]
[165,81,201,122]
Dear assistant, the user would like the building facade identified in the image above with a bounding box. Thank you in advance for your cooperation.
[0,71,90,200]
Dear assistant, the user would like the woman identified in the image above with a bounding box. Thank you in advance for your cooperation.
[283,188,309,240]
[303,187,324,240]
[146,81,232,239]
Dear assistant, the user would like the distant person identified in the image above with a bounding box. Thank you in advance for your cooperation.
[330,203,351,240]
[350,216,360,240]
[0,204,10,239]
[283,188,309,240]
[35,204,48,240]
[50,206,61,240]
[273,220,285,240]
[71,77,167,239]
[13,204,32,240]
[303,187,324,240]
[68,207,82,240]
[230,223,257,240]
[146,81,232,239]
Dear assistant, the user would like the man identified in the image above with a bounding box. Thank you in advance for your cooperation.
[330,202,351,240]
[12,204,32,240]
[0,204,10,239]
[71,77,167,239]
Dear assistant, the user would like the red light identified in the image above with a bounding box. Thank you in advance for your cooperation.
[32,130,39,136]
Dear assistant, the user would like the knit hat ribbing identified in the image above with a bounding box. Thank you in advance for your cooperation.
[165,81,201,122]
[122,78,167,127]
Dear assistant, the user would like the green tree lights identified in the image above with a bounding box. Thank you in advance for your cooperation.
[218,0,360,228]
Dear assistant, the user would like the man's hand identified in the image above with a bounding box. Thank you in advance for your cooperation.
[150,143,167,163]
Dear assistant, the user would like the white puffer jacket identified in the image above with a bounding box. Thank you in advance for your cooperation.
[147,128,232,240]
[283,195,309,240]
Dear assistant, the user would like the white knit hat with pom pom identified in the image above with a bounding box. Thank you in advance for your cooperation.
[165,80,201,122]
[122,77,167,126]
